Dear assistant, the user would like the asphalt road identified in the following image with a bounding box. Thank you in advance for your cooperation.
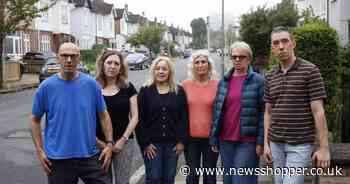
[0,54,225,184]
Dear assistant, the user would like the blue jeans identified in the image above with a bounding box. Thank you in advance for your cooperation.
[185,138,219,184]
[270,141,314,184]
[143,143,178,184]
[219,141,258,184]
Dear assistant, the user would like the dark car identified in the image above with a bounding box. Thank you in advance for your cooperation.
[39,58,90,83]
[184,49,192,58]
[23,52,57,73]
[125,53,150,70]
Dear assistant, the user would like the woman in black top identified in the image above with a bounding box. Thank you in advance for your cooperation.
[95,49,138,184]
[136,56,189,184]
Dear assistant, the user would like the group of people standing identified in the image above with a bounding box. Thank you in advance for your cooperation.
[30,26,330,184]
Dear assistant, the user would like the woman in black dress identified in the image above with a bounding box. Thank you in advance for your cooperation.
[95,49,138,184]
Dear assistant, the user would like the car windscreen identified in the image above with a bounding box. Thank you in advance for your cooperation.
[46,57,58,65]
[126,54,145,63]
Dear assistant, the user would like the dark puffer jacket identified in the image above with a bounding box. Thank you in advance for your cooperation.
[209,67,264,146]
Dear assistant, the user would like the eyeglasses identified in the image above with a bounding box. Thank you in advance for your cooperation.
[231,55,248,61]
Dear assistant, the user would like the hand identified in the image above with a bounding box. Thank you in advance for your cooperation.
[38,150,52,174]
[174,143,185,155]
[256,145,263,156]
[99,145,113,171]
[144,144,157,159]
[211,145,219,153]
[312,149,330,168]
[113,139,126,154]
[263,144,273,166]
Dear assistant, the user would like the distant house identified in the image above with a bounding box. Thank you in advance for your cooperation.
[126,5,148,36]
[4,0,53,57]
[296,0,350,45]
[92,0,114,47]
[329,0,350,45]
[114,6,128,49]
[51,0,75,53]
[70,0,96,49]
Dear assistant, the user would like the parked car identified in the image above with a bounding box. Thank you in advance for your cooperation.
[125,53,150,70]
[39,58,90,83]
[184,49,192,58]
[22,52,57,73]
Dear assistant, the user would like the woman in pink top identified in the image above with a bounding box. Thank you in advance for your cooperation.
[181,50,219,184]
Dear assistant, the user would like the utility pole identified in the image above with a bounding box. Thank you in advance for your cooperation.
[207,16,210,51]
[221,0,225,76]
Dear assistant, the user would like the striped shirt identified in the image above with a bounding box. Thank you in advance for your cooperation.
[264,58,326,144]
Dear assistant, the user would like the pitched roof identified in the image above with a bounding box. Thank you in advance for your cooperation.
[127,12,147,24]
[70,0,92,9]
[115,8,124,19]
[91,0,113,15]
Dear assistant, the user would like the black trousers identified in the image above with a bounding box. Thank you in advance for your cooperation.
[184,138,219,184]
[48,154,111,184]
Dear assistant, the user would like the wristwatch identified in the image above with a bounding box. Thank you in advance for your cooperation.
[106,140,114,147]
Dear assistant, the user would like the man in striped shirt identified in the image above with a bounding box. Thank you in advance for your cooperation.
[263,26,330,184]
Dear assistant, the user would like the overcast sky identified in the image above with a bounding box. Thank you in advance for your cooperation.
[105,0,282,31]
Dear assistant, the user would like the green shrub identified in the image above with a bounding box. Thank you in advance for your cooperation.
[81,44,107,72]
[293,22,342,139]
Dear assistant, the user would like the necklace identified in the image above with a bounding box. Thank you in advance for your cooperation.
[156,85,170,94]
[103,85,120,96]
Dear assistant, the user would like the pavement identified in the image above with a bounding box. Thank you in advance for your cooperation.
[0,73,39,94]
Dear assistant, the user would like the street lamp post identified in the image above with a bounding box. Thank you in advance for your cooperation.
[221,0,225,76]
[207,16,210,52]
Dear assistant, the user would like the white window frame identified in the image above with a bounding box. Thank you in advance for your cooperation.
[61,5,68,24]
[23,33,30,54]
[5,34,22,57]
[41,2,49,23]
[84,11,89,27]
[98,15,103,31]
[40,35,50,52]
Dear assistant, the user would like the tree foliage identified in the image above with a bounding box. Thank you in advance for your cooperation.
[293,22,341,139]
[239,0,299,59]
[0,0,55,87]
[190,18,207,49]
[127,25,166,55]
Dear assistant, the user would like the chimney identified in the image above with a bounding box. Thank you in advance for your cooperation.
[124,4,128,13]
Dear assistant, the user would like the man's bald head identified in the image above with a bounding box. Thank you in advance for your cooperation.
[58,42,80,55]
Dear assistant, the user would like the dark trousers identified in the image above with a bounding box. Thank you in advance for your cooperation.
[143,143,179,184]
[48,154,111,184]
[219,141,258,184]
[184,138,219,184]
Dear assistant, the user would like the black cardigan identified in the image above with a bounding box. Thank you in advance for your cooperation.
[136,84,189,150]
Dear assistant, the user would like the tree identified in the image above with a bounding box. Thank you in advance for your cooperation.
[0,0,55,88]
[127,25,166,56]
[190,18,207,49]
[239,0,299,68]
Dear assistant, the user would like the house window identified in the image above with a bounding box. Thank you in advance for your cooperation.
[98,16,103,31]
[61,5,68,24]
[4,33,22,56]
[41,2,49,23]
[41,35,51,52]
[23,34,30,54]
[110,18,113,32]
[84,11,88,27]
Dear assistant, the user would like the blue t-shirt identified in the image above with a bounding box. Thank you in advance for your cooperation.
[32,73,106,159]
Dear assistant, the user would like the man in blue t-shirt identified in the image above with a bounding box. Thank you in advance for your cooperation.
[30,42,113,184]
